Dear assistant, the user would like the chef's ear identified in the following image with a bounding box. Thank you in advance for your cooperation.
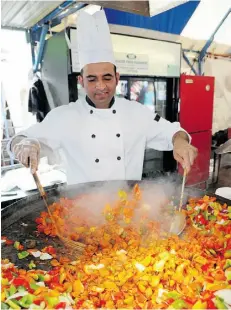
[116,72,120,85]
[78,74,84,87]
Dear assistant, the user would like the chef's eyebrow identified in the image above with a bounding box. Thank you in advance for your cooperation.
[86,73,114,79]
[86,75,97,79]
[103,73,114,77]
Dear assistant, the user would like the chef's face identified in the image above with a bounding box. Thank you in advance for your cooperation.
[78,62,120,108]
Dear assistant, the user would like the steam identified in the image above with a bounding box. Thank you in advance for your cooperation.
[53,175,187,244]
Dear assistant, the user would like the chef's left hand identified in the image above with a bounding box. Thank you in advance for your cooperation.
[173,132,198,172]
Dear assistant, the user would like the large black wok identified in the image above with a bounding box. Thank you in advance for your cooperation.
[2,180,231,269]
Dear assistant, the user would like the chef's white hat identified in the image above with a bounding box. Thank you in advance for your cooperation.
[76,9,116,70]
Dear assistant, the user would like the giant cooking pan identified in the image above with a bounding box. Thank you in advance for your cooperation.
[2,180,231,269]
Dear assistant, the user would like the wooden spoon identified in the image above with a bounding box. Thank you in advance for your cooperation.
[169,169,187,235]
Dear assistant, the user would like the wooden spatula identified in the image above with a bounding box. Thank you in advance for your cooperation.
[32,172,85,254]
[169,169,187,235]
[179,168,187,212]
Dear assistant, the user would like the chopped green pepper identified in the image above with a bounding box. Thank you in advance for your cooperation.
[214,296,228,309]
[166,291,181,300]
[171,299,187,309]
[19,294,35,308]
[4,289,9,298]
[224,259,231,270]
[6,300,20,310]
[14,241,20,250]
[9,284,17,296]
[208,215,216,221]
[17,251,29,259]
[209,202,222,211]
[225,269,231,281]
[203,211,209,220]
[37,274,45,281]
[17,286,26,292]
[28,260,36,269]
[30,282,40,291]
[224,250,231,259]
[45,296,59,308]
[1,302,9,309]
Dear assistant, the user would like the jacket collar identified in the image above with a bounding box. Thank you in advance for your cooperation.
[86,96,115,109]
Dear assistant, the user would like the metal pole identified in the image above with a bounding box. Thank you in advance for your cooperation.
[33,24,49,73]
[182,51,198,75]
[198,9,231,75]
[31,0,75,33]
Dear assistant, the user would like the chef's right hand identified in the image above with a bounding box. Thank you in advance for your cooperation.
[13,138,40,174]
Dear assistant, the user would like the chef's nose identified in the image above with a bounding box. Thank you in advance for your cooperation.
[95,79,106,90]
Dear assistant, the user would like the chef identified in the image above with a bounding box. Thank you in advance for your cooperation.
[9,10,197,185]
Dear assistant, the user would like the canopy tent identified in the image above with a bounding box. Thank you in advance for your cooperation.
[1,0,231,74]
[103,0,231,47]
[1,0,230,47]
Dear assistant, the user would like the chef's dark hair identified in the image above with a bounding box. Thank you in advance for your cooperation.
[80,65,117,77]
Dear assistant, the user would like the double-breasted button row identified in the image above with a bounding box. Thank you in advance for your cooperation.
[90,110,116,114]
[95,156,122,163]
[91,133,120,138]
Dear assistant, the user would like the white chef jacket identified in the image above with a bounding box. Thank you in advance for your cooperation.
[16,97,187,185]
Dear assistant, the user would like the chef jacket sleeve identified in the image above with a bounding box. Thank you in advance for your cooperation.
[13,106,63,151]
[144,110,191,151]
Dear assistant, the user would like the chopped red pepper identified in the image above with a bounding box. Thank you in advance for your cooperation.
[3,271,14,281]
[55,302,66,309]
[76,299,84,309]
[12,277,29,289]
[201,263,210,272]
[3,237,14,245]
[195,214,209,226]
[166,298,175,305]
[48,267,61,276]
[34,299,44,305]
[42,245,56,255]
[99,300,106,307]
[207,298,216,309]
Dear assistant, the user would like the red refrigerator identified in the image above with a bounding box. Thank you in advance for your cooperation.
[179,75,215,186]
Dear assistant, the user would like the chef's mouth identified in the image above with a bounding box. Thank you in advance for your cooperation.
[95,92,109,98]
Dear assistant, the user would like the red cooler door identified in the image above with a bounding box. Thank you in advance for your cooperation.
[179,131,211,185]
[180,75,214,133]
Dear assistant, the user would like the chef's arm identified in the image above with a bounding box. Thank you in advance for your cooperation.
[145,110,198,172]
[8,106,65,172]
[172,130,198,172]
[9,134,27,151]
[8,133,59,174]
[9,134,56,160]
[172,130,190,144]
[7,134,41,173]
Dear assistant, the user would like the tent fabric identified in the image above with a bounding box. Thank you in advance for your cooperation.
[104,1,200,35]
[104,0,231,47]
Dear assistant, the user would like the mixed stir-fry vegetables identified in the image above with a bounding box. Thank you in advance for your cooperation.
[1,185,231,309]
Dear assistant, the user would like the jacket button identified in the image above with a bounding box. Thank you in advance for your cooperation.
[91,134,96,138]
[116,133,120,137]
[90,110,93,114]
[117,156,121,160]
[112,110,116,114]
[95,158,99,163]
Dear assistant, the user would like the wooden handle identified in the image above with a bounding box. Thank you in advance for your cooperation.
[179,169,187,211]
[32,172,46,198]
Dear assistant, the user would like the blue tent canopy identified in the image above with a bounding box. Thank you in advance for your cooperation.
[104,1,200,35]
